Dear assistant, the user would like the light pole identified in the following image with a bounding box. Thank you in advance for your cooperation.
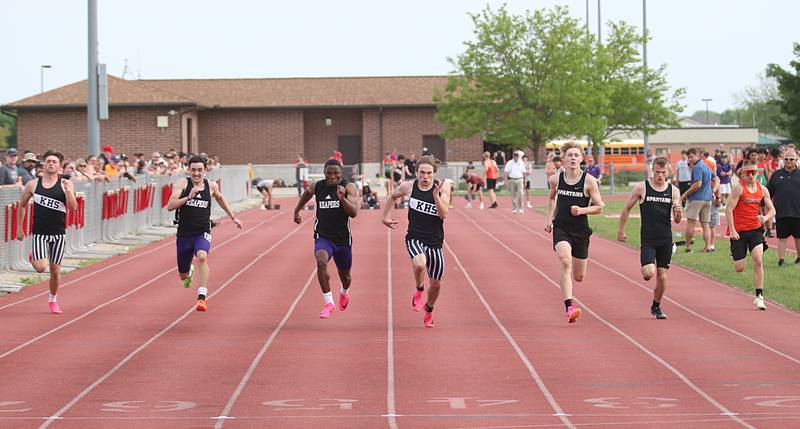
[642,0,649,175]
[40,65,52,93]
[702,98,713,125]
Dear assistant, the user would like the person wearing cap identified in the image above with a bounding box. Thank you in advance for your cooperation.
[0,148,21,186]
[104,155,121,177]
[19,152,38,185]
[504,150,527,214]
[99,145,114,164]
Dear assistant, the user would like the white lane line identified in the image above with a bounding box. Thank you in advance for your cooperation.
[38,219,309,429]
[213,268,317,429]
[0,210,282,311]
[445,241,576,429]
[0,213,282,360]
[459,211,756,429]
[500,210,800,366]
[386,229,399,429]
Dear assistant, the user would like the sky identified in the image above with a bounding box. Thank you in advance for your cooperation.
[2,0,798,115]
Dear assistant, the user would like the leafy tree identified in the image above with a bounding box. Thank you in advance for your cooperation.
[435,5,594,162]
[436,5,683,162]
[0,112,15,149]
[767,43,800,141]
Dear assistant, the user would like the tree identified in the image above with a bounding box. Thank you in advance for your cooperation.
[766,45,800,141]
[436,5,683,162]
[435,5,594,162]
[0,112,15,149]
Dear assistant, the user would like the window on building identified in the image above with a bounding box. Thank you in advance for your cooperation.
[656,148,670,155]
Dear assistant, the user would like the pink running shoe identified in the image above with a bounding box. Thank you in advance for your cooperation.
[566,305,582,323]
[424,309,434,328]
[412,289,424,312]
[319,303,336,319]
[339,293,349,311]
[49,302,62,314]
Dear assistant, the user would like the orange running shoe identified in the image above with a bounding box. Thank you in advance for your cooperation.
[196,299,208,312]
[566,305,581,323]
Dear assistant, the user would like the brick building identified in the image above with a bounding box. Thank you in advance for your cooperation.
[1,76,482,166]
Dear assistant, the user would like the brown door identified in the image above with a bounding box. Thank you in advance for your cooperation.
[337,135,362,174]
[423,135,446,162]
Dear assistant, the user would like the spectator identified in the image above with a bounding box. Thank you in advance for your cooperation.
[19,152,38,185]
[504,150,527,214]
[586,157,602,183]
[674,150,692,207]
[99,145,114,164]
[0,148,20,186]
[716,153,733,208]
[104,155,121,177]
[404,152,417,180]
[681,148,718,253]
[768,148,800,266]
[295,154,309,197]
[329,150,344,165]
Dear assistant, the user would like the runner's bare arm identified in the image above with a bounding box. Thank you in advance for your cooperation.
[293,180,317,223]
[433,179,451,219]
[210,181,242,228]
[618,182,644,242]
[672,185,683,224]
[544,174,558,232]
[339,182,359,218]
[166,180,190,211]
[581,174,604,215]
[382,181,411,228]
[761,187,776,225]
[15,180,36,240]
[62,179,79,211]
[725,184,743,240]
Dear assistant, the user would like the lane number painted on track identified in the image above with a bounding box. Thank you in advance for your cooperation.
[584,397,678,409]
[745,396,800,408]
[101,401,196,412]
[0,401,32,412]
[262,399,358,411]
[427,397,519,409]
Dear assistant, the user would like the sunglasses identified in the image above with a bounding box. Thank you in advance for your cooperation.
[785,157,797,161]
[744,170,757,176]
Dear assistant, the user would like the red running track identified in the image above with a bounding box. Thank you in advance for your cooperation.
[0,197,798,429]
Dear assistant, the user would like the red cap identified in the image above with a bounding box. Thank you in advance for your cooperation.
[102,145,114,152]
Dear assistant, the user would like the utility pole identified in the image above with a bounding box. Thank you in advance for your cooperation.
[40,65,52,93]
[597,0,602,44]
[87,0,100,156]
[702,98,713,125]
[642,0,649,174]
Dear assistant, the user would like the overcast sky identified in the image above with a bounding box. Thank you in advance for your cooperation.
[3,0,798,115]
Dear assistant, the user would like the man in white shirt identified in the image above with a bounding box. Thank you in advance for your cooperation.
[504,151,528,214]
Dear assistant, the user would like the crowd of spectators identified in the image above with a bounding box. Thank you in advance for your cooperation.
[0,145,223,188]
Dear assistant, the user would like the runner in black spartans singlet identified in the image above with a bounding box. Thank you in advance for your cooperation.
[382,156,451,328]
[618,157,682,319]
[17,151,78,314]
[294,159,359,319]
[545,143,604,324]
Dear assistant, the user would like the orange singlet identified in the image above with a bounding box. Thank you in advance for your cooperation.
[732,182,764,232]
[484,159,499,179]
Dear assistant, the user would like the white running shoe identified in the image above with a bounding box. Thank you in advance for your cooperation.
[479,202,484,209]
[754,295,766,311]
[527,202,533,208]
[512,209,518,214]
[465,202,472,208]
[518,209,524,214]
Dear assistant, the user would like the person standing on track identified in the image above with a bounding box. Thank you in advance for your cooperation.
[725,159,776,311]
[617,157,682,319]
[483,151,499,208]
[544,142,604,324]
[767,148,800,266]
[293,159,359,319]
[16,150,77,314]
[168,156,242,312]
[382,156,451,328]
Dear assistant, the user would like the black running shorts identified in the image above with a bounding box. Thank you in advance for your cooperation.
[552,225,592,259]
[776,217,800,239]
[486,178,497,190]
[730,228,768,261]
[641,242,672,269]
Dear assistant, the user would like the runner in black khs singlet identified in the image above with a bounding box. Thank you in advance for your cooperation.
[168,156,242,312]
[618,157,682,319]
[545,143,604,324]
[17,150,78,314]
[294,159,359,319]
[382,156,451,328]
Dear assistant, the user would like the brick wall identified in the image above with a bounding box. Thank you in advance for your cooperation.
[303,110,363,163]
[382,107,482,162]
[16,107,182,160]
[199,110,304,164]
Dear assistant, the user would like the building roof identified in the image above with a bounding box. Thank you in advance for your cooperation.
[3,75,450,110]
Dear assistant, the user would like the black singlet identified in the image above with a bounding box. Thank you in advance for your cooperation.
[406,180,444,247]
[32,177,67,235]
[553,171,590,229]
[314,180,352,245]
[176,178,212,237]
[640,181,674,245]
